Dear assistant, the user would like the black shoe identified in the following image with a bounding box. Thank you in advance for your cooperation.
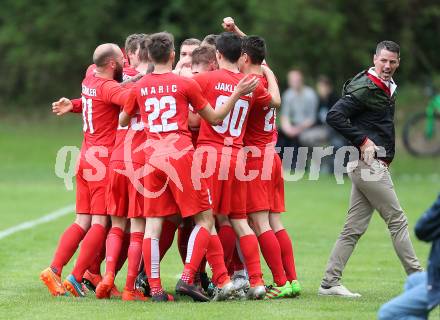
[82,278,96,293]
[151,291,174,302]
[200,272,211,293]
[175,279,210,302]
[135,270,151,297]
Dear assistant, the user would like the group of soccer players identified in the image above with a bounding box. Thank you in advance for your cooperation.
[40,17,301,302]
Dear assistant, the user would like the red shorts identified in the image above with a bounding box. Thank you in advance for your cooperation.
[107,161,144,218]
[246,151,285,214]
[198,149,247,218]
[76,157,108,215]
[143,150,211,218]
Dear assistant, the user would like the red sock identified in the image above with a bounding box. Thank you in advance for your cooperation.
[239,234,263,287]
[71,224,107,282]
[116,232,130,274]
[87,242,105,275]
[181,225,210,284]
[50,223,86,276]
[258,230,287,286]
[206,235,230,286]
[177,222,193,263]
[125,232,143,290]
[143,237,162,294]
[230,247,244,275]
[160,220,177,260]
[218,225,236,270]
[275,229,297,281]
[105,227,124,275]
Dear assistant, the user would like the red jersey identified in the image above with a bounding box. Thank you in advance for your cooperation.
[193,69,271,150]
[124,72,208,155]
[72,65,137,113]
[80,73,130,158]
[243,74,278,147]
[110,82,147,165]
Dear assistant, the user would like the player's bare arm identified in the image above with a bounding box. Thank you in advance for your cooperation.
[198,75,258,125]
[262,65,281,109]
[188,110,201,128]
[222,17,246,37]
[122,73,143,85]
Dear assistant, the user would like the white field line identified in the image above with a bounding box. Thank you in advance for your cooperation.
[0,204,75,240]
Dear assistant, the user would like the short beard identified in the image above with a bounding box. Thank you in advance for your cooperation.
[114,65,124,83]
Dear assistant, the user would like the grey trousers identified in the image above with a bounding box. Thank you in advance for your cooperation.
[321,160,423,287]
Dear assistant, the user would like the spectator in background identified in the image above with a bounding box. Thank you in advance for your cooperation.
[316,75,346,173]
[316,75,339,125]
[378,194,440,319]
[277,69,322,168]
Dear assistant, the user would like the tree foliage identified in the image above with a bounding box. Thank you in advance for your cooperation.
[0,0,439,107]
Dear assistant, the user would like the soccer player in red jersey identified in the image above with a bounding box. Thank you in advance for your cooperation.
[41,43,131,297]
[192,32,281,299]
[239,35,301,298]
[65,35,151,296]
[122,33,155,81]
[95,36,153,301]
[164,45,221,293]
[119,32,259,302]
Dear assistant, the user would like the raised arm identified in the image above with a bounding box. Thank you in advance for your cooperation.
[222,17,246,37]
[261,65,281,109]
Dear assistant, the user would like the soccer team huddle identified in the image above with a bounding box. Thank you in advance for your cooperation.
[40,17,300,302]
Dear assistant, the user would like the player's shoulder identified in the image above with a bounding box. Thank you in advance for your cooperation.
[343,70,376,102]
[95,77,121,95]
[85,64,96,77]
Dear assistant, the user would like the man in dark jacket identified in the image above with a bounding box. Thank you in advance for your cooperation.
[319,40,422,297]
[378,194,440,319]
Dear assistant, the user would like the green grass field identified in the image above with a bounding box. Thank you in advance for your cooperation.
[0,114,439,319]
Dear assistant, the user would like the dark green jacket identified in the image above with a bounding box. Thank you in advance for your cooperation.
[326,70,396,162]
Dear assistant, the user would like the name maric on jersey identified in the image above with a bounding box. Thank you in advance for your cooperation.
[215,82,252,97]
[141,85,178,96]
[82,85,97,97]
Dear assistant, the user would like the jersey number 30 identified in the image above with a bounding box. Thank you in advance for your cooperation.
[213,95,249,137]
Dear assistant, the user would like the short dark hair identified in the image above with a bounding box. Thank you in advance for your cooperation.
[202,34,218,47]
[376,40,400,57]
[317,75,332,87]
[138,34,150,63]
[125,34,144,54]
[216,32,242,63]
[180,38,201,48]
[241,35,266,65]
[192,46,217,66]
[147,32,174,64]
